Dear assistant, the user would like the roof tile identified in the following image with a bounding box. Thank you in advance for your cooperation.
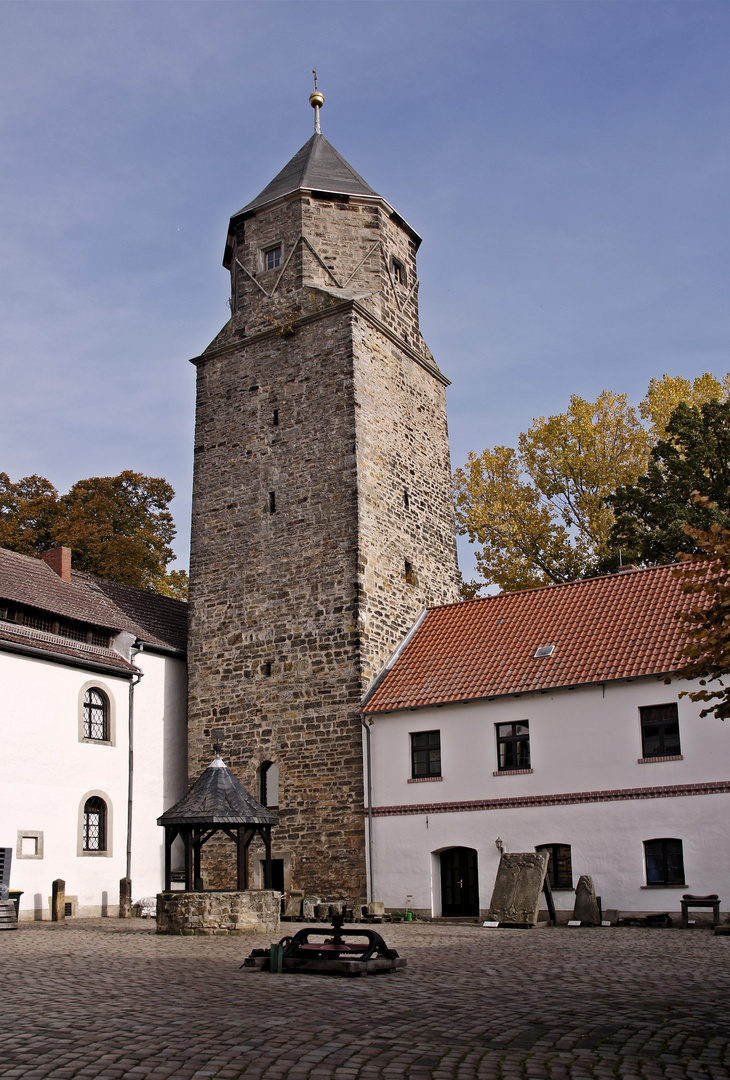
[0,547,187,655]
[363,565,702,713]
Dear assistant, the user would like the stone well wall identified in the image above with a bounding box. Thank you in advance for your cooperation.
[156,891,280,936]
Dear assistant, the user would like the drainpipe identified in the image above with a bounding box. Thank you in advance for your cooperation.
[126,642,144,881]
[361,714,375,903]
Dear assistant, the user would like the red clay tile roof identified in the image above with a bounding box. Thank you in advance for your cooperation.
[362,564,701,713]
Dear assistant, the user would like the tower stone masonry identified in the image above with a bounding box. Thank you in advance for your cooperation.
[188,111,460,898]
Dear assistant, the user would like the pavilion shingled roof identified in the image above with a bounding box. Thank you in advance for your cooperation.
[158,755,278,827]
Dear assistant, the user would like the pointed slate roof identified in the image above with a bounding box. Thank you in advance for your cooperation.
[234,133,379,218]
[158,754,278,827]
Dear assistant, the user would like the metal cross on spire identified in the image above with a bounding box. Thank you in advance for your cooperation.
[309,69,324,134]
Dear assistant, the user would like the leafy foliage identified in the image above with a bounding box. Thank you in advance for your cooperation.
[453,391,650,593]
[0,470,187,597]
[456,372,730,596]
[673,496,730,720]
[641,372,730,439]
[0,473,59,555]
[610,400,730,566]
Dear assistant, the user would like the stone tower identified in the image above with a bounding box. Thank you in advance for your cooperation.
[188,96,460,898]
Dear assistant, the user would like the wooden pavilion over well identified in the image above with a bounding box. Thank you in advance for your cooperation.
[158,750,278,891]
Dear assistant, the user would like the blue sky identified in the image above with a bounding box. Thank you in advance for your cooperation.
[1,1,729,580]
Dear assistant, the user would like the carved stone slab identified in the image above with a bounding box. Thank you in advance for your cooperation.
[572,875,601,926]
[487,851,549,926]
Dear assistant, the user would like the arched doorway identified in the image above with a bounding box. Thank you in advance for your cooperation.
[440,847,479,916]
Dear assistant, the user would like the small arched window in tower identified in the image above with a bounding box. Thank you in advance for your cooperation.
[392,258,406,286]
[404,559,416,586]
[404,489,410,510]
[259,761,280,808]
[273,409,279,427]
[83,689,109,741]
[83,796,107,852]
[268,491,276,514]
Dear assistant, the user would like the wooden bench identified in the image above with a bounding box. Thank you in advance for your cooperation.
[680,893,720,928]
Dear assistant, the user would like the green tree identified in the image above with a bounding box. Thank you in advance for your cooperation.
[672,496,730,721]
[610,400,730,566]
[0,469,187,597]
[453,391,650,593]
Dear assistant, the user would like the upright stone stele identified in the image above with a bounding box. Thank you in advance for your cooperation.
[119,877,132,919]
[51,879,65,922]
[487,852,550,927]
[572,875,601,926]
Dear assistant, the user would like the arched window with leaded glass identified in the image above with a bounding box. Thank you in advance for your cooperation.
[82,796,107,852]
[83,688,109,741]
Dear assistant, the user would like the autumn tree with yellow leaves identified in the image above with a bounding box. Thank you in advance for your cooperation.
[455,373,730,596]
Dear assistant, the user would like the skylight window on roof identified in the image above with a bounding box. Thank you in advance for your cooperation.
[534,644,555,659]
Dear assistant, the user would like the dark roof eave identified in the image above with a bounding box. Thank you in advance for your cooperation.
[362,669,686,714]
[157,814,279,827]
[223,189,422,269]
[137,641,186,659]
[0,636,136,678]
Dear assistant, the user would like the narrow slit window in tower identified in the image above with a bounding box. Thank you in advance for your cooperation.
[404,559,415,586]
[268,491,276,514]
[273,409,279,426]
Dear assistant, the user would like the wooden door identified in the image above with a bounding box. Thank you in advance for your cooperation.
[440,847,479,916]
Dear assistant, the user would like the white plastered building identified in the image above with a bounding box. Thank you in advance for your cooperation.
[0,546,187,919]
[361,564,730,921]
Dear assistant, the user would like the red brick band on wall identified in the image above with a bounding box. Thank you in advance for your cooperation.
[370,780,730,817]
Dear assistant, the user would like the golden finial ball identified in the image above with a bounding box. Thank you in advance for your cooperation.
[309,90,325,110]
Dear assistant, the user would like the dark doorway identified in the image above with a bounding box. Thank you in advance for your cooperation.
[271,859,285,893]
[440,847,479,916]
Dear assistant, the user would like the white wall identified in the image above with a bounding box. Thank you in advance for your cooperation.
[1,647,187,919]
[129,650,188,900]
[367,677,730,915]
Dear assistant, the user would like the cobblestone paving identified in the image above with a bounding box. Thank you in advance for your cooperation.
[1,920,729,1079]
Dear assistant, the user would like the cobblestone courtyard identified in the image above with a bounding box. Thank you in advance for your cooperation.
[2,919,729,1080]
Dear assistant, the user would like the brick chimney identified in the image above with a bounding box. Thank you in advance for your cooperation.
[42,546,72,583]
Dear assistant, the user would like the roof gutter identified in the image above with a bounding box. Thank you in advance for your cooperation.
[0,638,135,679]
[363,671,687,715]
[126,642,144,882]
